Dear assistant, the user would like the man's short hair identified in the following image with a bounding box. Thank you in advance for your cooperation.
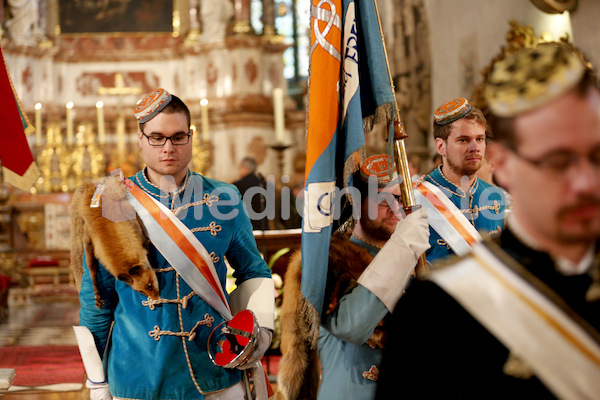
[433,106,488,141]
[240,157,258,173]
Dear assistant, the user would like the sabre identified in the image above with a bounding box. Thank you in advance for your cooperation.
[372,0,429,276]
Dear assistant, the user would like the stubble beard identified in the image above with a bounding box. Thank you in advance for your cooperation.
[447,153,481,178]
[360,214,397,242]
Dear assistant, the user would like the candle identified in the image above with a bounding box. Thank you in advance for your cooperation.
[66,102,74,145]
[117,110,125,162]
[96,101,105,145]
[200,99,209,142]
[273,88,285,143]
[34,103,42,146]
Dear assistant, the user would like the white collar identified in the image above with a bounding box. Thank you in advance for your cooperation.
[555,246,594,275]
[508,214,593,275]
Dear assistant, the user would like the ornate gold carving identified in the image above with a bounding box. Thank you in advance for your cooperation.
[71,123,106,187]
[191,138,212,177]
[36,123,71,193]
[16,210,45,249]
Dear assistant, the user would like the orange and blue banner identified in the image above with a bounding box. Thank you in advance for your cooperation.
[302,0,396,314]
[0,44,39,190]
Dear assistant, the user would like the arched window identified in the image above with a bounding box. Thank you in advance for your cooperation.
[251,0,310,81]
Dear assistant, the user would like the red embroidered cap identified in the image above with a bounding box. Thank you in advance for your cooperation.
[134,88,172,123]
[360,154,397,188]
[434,97,471,126]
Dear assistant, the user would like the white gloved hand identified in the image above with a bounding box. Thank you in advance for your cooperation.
[388,207,431,258]
[357,207,430,311]
[86,379,112,400]
[236,327,273,370]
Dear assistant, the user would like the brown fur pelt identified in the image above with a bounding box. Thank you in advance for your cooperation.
[275,234,386,400]
[324,233,374,315]
[70,176,159,308]
[274,250,320,400]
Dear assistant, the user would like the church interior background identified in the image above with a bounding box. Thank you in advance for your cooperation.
[0,0,599,397]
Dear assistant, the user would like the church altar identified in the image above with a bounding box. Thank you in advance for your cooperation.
[0,0,308,292]
[2,0,306,189]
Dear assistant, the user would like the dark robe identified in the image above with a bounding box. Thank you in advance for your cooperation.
[233,173,268,231]
[376,227,600,399]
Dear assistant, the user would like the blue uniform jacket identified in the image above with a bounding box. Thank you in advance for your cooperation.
[422,167,506,263]
[317,236,389,400]
[79,170,271,400]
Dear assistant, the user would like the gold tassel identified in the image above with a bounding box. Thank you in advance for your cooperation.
[585,254,600,302]
[503,352,534,380]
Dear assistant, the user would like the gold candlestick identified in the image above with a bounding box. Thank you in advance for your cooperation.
[269,143,291,177]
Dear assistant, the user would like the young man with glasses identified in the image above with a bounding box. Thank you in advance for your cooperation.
[276,154,430,400]
[415,98,506,263]
[377,43,600,399]
[77,89,274,400]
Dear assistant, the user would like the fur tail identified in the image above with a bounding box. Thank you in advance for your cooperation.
[70,183,97,291]
[275,251,321,400]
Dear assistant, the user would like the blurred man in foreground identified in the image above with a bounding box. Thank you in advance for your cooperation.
[377,42,600,399]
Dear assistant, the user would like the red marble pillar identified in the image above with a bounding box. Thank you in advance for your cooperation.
[263,0,276,36]
[232,0,254,34]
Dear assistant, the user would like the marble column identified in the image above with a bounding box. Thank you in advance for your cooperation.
[189,0,200,33]
[185,0,200,44]
[263,0,276,36]
[0,1,4,38]
[232,0,254,34]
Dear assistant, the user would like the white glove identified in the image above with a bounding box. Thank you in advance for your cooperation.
[357,208,430,311]
[237,327,273,370]
[389,207,431,257]
[86,380,112,400]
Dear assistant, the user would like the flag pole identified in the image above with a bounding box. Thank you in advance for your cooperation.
[372,0,429,276]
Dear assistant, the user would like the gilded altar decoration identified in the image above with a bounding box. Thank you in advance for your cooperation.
[36,123,71,193]
[192,138,211,177]
[71,123,106,187]
[16,210,45,249]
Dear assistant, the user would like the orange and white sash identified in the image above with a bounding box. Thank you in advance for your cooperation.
[431,242,600,399]
[414,181,481,255]
[123,179,232,320]
[108,178,272,399]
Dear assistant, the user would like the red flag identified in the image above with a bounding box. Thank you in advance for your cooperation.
[0,44,39,190]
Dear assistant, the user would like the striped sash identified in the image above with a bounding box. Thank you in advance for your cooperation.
[430,242,600,399]
[415,181,481,255]
[123,179,232,320]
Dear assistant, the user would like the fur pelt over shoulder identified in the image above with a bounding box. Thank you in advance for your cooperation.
[275,233,383,400]
[70,176,159,308]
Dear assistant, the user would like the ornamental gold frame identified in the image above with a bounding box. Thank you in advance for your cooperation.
[48,0,188,38]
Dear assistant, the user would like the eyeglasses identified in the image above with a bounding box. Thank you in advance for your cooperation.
[141,130,191,146]
[507,146,600,175]
[377,194,403,209]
